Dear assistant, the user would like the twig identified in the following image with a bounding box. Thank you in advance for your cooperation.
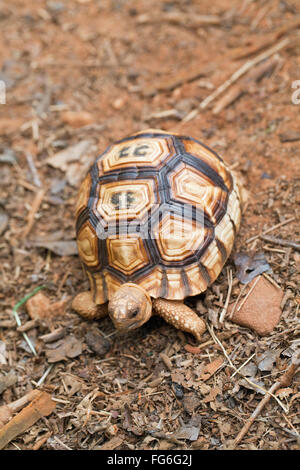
[1,390,40,414]
[262,272,281,289]
[199,38,290,111]
[145,109,183,121]
[136,12,221,28]
[230,353,256,378]
[246,216,295,244]
[142,69,209,97]
[232,354,300,448]
[31,431,52,450]
[39,327,66,343]
[22,188,46,239]
[206,324,288,412]
[236,275,261,312]
[233,15,300,60]
[212,57,278,114]
[17,319,38,332]
[35,365,53,387]
[12,285,46,356]
[228,283,248,319]
[184,329,239,353]
[52,435,72,450]
[259,234,300,251]
[25,153,41,187]
[219,268,233,323]
[250,4,269,31]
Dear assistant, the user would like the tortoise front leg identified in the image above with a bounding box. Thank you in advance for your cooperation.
[72,292,108,320]
[152,298,206,341]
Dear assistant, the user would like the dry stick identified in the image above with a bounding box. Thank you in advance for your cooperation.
[219,268,233,323]
[232,354,300,448]
[212,57,278,114]
[31,431,52,450]
[259,234,300,251]
[12,285,46,356]
[136,12,221,28]
[0,391,56,450]
[53,435,72,450]
[250,3,269,31]
[228,283,248,319]
[262,272,281,289]
[22,188,46,239]
[199,38,290,111]
[25,153,41,188]
[40,327,66,343]
[0,390,40,426]
[236,275,261,313]
[246,216,295,244]
[231,353,256,378]
[206,324,288,412]
[233,15,300,60]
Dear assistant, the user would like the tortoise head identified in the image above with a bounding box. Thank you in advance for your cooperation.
[108,283,152,332]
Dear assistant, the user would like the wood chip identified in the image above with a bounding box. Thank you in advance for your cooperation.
[97,435,123,450]
[201,357,224,381]
[0,391,56,450]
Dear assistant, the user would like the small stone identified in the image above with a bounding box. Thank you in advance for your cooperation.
[172,382,184,399]
[230,276,284,336]
[112,97,126,110]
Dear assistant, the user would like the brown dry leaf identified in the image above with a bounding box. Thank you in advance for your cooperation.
[170,417,202,442]
[183,393,202,414]
[171,371,186,387]
[97,435,123,450]
[46,140,97,187]
[201,357,223,381]
[230,276,284,335]
[26,292,68,320]
[0,372,18,394]
[257,350,278,372]
[275,387,294,398]
[202,386,222,403]
[233,252,271,284]
[62,374,83,396]
[45,335,83,363]
[26,292,51,320]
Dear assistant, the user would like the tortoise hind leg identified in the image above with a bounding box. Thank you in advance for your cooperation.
[152,298,206,341]
[72,291,108,320]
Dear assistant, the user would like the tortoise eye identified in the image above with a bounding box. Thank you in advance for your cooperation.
[130,309,139,318]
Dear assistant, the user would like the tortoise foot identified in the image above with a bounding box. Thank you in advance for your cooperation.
[153,298,206,341]
[72,291,108,320]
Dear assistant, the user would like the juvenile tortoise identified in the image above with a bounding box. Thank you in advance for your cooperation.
[72,129,242,340]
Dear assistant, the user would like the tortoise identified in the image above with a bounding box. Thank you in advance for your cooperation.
[72,129,242,340]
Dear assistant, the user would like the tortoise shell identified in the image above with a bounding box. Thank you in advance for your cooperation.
[75,129,241,304]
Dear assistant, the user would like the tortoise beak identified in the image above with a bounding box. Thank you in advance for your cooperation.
[108,303,139,331]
